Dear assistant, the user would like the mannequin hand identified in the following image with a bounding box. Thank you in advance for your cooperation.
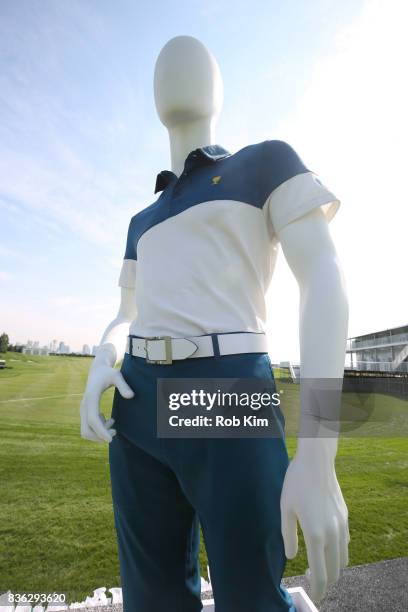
[280,444,350,602]
[80,360,134,443]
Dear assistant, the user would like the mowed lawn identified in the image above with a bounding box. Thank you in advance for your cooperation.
[0,352,407,603]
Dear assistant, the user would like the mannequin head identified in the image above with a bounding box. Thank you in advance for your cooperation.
[153,35,223,129]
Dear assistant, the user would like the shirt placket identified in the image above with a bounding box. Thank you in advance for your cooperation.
[170,153,200,200]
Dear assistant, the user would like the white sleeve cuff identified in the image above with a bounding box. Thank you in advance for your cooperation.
[264,171,341,235]
[118,258,137,288]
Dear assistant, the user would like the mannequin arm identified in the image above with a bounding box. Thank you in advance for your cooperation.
[93,287,138,367]
[276,207,350,601]
[80,287,137,443]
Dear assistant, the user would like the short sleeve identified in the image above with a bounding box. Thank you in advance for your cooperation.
[118,217,137,289]
[262,140,340,235]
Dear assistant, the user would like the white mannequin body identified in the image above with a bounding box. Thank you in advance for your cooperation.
[80,36,350,603]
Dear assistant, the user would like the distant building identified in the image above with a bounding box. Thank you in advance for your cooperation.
[346,324,408,373]
[58,341,70,354]
[23,344,49,356]
[82,344,91,355]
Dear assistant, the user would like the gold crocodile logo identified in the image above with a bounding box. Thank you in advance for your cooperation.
[211,175,222,185]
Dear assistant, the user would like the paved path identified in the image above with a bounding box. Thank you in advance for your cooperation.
[283,556,408,611]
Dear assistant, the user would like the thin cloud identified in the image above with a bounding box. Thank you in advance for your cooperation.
[0,2,153,252]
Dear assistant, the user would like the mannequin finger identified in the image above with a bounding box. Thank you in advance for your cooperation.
[281,508,298,558]
[99,414,115,429]
[339,521,349,568]
[325,527,340,586]
[346,519,351,543]
[88,414,114,442]
[81,424,104,443]
[304,534,327,601]
[114,372,135,399]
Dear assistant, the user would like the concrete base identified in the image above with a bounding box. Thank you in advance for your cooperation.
[202,587,317,611]
[288,587,319,611]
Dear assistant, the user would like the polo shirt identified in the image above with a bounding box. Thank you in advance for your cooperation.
[118,140,340,338]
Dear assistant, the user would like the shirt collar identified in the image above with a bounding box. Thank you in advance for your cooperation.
[154,144,231,194]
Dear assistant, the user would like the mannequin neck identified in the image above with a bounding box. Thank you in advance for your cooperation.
[167,117,214,177]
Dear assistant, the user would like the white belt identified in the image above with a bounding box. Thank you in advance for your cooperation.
[125,332,268,364]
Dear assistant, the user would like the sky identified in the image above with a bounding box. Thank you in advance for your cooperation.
[1,0,407,360]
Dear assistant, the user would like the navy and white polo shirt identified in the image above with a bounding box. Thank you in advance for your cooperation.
[118,140,340,338]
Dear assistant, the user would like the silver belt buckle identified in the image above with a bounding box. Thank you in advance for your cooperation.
[145,336,173,364]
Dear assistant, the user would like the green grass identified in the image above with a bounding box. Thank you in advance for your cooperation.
[0,352,407,602]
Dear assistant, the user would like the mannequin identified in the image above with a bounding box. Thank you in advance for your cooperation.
[80,35,350,608]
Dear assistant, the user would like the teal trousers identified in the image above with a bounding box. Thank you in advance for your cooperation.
[109,349,297,612]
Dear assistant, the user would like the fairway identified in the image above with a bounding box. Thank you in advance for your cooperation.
[0,352,407,603]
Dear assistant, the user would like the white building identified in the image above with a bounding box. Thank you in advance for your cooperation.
[23,344,49,356]
[346,324,408,373]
